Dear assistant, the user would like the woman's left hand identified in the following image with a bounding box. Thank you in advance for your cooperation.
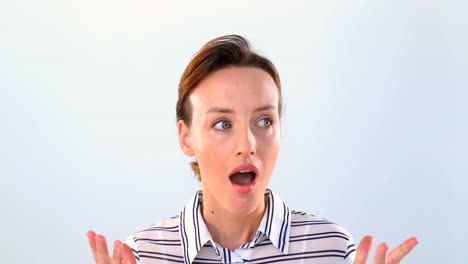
[353,236,419,264]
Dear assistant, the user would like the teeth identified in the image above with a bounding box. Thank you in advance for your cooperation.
[239,170,253,173]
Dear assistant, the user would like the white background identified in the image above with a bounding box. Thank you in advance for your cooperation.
[1,0,467,263]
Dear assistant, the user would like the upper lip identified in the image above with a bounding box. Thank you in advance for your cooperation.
[229,163,259,177]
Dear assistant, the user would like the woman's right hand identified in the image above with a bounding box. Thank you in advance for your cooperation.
[353,235,419,264]
[87,230,137,264]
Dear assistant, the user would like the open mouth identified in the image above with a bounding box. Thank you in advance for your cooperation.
[228,164,259,194]
[229,169,257,185]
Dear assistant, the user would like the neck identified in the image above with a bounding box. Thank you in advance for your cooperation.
[201,194,266,251]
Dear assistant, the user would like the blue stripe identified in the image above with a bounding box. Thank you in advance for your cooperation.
[193,255,222,261]
[282,205,290,252]
[143,225,179,231]
[267,192,275,236]
[180,207,190,264]
[135,241,181,246]
[290,231,349,239]
[222,248,227,264]
[285,208,291,248]
[290,234,350,243]
[345,249,356,259]
[254,254,345,264]
[137,250,183,259]
[254,240,274,247]
[251,249,346,262]
[254,231,262,245]
[138,255,184,263]
[142,228,179,233]
[278,203,287,251]
[134,238,180,243]
[193,193,202,251]
[291,222,336,227]
[264,193,271,236]
[291,220,331,224]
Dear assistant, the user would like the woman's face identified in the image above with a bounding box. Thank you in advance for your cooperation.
[178,66,280,216]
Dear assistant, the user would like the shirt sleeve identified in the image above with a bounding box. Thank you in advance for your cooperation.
[125,235,141,264]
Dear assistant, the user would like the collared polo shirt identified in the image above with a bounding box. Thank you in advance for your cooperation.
[126,189,356,264]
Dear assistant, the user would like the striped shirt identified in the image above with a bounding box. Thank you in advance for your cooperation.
[126,189,356,264]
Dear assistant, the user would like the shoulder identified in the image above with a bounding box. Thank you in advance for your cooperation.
[125,216,185,263]
[289,210,354,251]
[126,215,181,249]
[130,215,180,240]
[289,210,353,239]
[284,210,357,263]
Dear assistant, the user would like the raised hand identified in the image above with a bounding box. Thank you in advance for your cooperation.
[354,235,419,264]
[87,230,137,264]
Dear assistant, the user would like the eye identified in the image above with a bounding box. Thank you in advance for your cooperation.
[257,117,273,127]
[213,120,232,130]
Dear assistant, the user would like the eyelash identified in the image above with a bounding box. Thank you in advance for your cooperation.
[212,117,273,130]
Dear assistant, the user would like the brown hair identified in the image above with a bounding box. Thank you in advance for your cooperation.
[176,35,282,180]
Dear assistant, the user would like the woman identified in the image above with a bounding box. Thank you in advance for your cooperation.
[87,35,418,264]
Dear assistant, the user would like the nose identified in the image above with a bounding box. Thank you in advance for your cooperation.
[236,127,256,157]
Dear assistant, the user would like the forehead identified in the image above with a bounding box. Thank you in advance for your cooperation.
[189,67,279,111]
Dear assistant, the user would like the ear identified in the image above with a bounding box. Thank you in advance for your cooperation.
[178,119,195,157]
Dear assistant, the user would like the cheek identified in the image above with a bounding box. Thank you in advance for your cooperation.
[195,134,233,170]
[256,131,280,161]
[262,141,280,162]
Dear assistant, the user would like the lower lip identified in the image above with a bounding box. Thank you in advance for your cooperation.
[231,178,256,194]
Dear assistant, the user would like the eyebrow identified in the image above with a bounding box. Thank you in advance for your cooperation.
[206,104,276,114]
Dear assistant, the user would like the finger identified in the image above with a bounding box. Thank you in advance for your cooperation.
[386,237,419,264]
[112,240,122,264]
[95,234,111,264]
[372,242,388,264]
[87,230,99,263]
[122,243,137,264]
[353,235,374,264]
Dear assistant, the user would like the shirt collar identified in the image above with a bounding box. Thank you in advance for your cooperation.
[179,189,291,264]
[257,189,291,254]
